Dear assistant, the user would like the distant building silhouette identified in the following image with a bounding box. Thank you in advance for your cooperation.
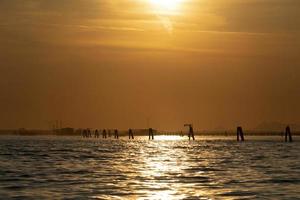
[59,128,74,136]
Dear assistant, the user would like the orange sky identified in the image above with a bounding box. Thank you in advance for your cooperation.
[0,0,299,130]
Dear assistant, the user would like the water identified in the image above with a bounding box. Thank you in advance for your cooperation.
[0,136,299,199]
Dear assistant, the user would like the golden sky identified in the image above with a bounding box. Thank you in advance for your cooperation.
[0,0,299,130]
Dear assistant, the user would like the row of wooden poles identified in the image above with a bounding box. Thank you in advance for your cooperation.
[82,125,293,142]
[236,126,293,142]
[82,128,154,140]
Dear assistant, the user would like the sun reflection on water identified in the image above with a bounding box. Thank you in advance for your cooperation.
[153,135,183,141]
[136,138,214,199]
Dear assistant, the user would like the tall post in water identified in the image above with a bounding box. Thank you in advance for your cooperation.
[114,129,119,139]
[149,128,154,140]
[237,126,245,142]
[94,129,99,138]
[128,129,134,139]
[184,124,195,140]
[189,125,195,140]
[102,129,107,139]
[285,126,293,142]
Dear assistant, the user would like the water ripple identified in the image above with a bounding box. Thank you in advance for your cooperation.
[0,136,299,199]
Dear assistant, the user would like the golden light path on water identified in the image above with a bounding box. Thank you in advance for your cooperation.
[152,135,182,141]
[1,136,299,199]
[136,135,215,199]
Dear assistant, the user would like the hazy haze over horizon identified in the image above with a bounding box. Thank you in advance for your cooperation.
[0,0,299,130]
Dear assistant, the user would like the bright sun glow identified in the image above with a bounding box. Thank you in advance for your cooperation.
[149,0,183,12]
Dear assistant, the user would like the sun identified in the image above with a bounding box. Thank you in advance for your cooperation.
[149,0,183,12]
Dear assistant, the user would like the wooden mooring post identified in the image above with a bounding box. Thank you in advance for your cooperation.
[102,129,107,139]
[285,126,293,142]
[237,126,245,142]
[184,124,195,140]
[128,129,134,139]
[149,128,154,140]
[94,129,99,138]
[114,129,119,139]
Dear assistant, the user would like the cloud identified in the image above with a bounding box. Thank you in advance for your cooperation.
[208,0,300,33]
[1,0,300,35]
[0,0,299,49]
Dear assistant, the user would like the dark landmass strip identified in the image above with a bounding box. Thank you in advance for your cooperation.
[0,128,299,136]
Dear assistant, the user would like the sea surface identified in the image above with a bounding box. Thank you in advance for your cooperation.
[0,135,299,199]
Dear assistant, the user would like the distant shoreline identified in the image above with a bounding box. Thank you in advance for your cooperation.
[0,129,299,137]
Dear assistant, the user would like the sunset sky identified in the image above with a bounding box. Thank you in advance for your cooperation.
[0,0,299,130]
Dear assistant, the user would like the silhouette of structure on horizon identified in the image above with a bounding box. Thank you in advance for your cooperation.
[102,129,107,139]
[78,125,297,142]
[94,129,99,138]
[114,129,119,139]
[149,128,154,140]
[82,129,86,138]
[180,131,184,137]
[285,126,293,142]
[237,126,245,141]
[184,124,195,140]
[82,129,92,138]
[128,129,134,139]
